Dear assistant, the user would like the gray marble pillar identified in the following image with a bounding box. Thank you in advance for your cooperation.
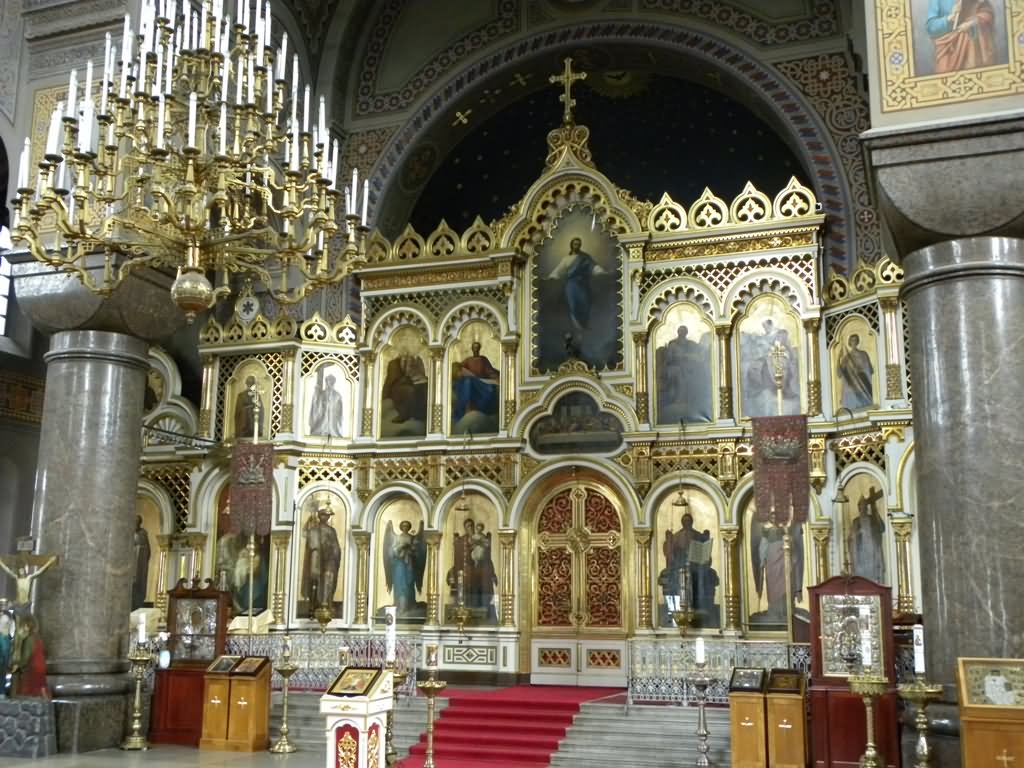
[902,237,1024,679]
[33,330,150,751]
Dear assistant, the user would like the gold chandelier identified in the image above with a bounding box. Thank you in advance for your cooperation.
[11,0,367,321]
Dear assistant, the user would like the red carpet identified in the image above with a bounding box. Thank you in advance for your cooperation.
[398,684,622,768]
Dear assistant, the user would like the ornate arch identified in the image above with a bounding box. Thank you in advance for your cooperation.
[439,301,506,343]
[510,375,640,441]
[643,279,719,327]
[358,482,433,530]
[725,268,813,319]
[369,19,855,275]
[367,307,433,348]
[641,470,729,530]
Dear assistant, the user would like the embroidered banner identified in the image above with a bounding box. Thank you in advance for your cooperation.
[229,442,274,536]
[752,415,808,525]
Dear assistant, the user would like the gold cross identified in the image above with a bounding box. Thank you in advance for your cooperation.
[996,750,1016,767]
[549,57,587,125]
[452,110,472,126]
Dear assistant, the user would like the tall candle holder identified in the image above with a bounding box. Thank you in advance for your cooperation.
[897,676,943,768]
[690,660,712,768]
[848,673,889,768]
[269,638,299,754]
[121,639,158,751]
[385,662,408,767]
[417,648,447,768]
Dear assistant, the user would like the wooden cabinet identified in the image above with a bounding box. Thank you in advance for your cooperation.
[729,692,767,768]
[957,657,1024,768]
[199,656,271,752]
[149,667,207,746]
[808,576,899,768]
[766,669,807,768]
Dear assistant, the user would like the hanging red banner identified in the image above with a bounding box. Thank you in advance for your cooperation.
[752,415,809,525]
[229,442,274,536]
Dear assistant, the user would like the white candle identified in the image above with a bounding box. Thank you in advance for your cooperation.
[156,95,166,149]
[137,614,147,643]
[913,624,926,675]
[241,0,248,31]
[67,69,78,117]
[200,0,208,49]
[290,117,300,170]
[329,138,339,188]
[54,160,66,191]
[46,103,63,155]
[182,3,192,49]
[187,91,197,147]
[284,635,292,655]
[350,167,357,211]
[121,13,131,61]
[289,54,298,126]
[361,179,368,226]
[302,84,310,133]
[235,0,242,26]
[101,48,113,114]
[247,52,255,103]
[84,60,94,108]
[277,31,287,80]
[79,98,94,153]
[385,605,397,664]
[235,52,244,105]
[316,95,325,146]
[153,46,163,96]
[17,138,30,189]
[218,101,227,154]
[164,43,174,94]
[695,636,705,664]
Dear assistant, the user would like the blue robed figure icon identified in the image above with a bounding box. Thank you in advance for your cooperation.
[547,237,607,331]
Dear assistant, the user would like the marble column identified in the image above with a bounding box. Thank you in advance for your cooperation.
[900,237,1024,677]
[34,330,150,750]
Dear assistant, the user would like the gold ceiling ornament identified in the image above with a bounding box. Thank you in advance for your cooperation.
[11,0,367,322]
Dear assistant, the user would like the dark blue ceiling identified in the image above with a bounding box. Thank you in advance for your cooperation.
[408,72,807,236]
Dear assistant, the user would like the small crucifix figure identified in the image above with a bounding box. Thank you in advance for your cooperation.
[549,57,587,125]
[769,339,790,415]
[0,552,59,607]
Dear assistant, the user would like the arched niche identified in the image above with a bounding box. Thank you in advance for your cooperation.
[651,301,716,425]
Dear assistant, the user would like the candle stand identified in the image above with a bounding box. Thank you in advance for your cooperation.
[385,664,408,767]
[269,644,299,754]
[417,668,448,768]
[897,676,943,768]
[691,660,712,768]
[849,674,890,768]
[121,640,157,750]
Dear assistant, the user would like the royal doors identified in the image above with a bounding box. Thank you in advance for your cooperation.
[529,482,629,686]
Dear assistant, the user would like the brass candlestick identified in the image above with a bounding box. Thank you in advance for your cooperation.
[385,665,408,767]
[121,641,156,751]
[691,660,712,768]
[417,668,448,768]
[269,644,299,754]
[849,674,889,768]
[898,676,943,768]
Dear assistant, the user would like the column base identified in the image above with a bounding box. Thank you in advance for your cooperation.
[53,694,131,753]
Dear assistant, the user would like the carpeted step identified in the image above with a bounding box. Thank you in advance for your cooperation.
[433,715,571,733]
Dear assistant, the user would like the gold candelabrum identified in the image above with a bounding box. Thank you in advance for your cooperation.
[385,663,408,767]
[11,0,367,322]
[121,638,159,751]
[848,673,890,768]
[417,647,447,768]
[269,636,298,754]
[898,676,943,768]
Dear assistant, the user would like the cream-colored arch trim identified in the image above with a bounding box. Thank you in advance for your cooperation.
[724,266,815,319]
[434,480,508,531]
[499,161,645,255]
[895,441,915,513]
[137,477,177,535]
[641,276,721,326]
[510,374,639,440]
[366,306,434,349]
[837,461,888,492]
[295,482,353,526]
[506,456,643,530]
[438,300,508,343]
[642,471,730,529]
[357,481,434,531]
[191,465,230,535]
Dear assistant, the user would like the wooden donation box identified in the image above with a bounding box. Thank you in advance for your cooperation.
[320,666,394,768]
[200,655,271,751]
[956,656,1024,768]
[150,580,232,746]
[729,667,767,768]
[767,668,807,768]
[809,576,899,768]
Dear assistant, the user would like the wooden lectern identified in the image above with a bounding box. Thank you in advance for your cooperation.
[200,655,271,751]
[808,576,899,768]
[766,668,807,768]
[956,657,1024,768]
[728,667,767,768]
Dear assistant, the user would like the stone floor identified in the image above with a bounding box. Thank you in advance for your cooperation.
[3,745,327,767]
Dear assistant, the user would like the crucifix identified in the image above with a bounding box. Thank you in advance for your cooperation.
[769,339,789,416]
[549,56,587,125]
[0,551,59,606]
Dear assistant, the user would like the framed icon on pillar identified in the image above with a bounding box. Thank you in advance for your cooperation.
[957,657,1024,768]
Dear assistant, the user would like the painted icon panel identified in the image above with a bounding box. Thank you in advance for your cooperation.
[450,320,501,436]
[379,328,429,439]
[737,296,802,419]
[653,303,715,424]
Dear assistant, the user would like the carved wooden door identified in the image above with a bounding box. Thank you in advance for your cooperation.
[531,484,627,685]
